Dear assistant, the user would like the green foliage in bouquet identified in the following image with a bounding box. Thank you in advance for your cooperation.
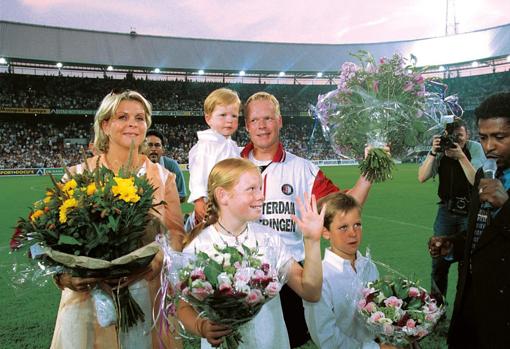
[315,50,430,182]
[11,151,165,332]
[359,148,395,183]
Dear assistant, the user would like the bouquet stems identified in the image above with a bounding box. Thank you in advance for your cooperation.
[359,148,394,183]
[221,330,244,349]
[114,287,145,332]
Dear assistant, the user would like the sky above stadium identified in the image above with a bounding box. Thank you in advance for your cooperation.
[1,0,510,44]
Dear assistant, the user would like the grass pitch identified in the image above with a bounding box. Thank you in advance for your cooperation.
[0,164,453,348]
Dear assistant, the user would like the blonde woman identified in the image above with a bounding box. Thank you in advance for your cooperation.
[51,90,184,349]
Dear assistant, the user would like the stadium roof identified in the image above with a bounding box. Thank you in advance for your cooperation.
[1,20,510,74]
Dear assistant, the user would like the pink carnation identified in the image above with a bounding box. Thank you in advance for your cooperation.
[261,263,270,274]
[383,323,394,335]
[362,287,375,298]
[406,319,416,328]
[246,289,264,305]
[364,302,377,313]
[190,269,205,281]
[369,311,385,323]
[234,268,253,283]
[358,299,367,310]
[265,281,281,298]
[408,287,420,298]
[384,296,403,309]
[219,282,233,295]
[426,301,438,312]
[190,281,213,301]
[251,269,266,283]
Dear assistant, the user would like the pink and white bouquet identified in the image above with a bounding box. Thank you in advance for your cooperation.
[358,275,444,346]
[158,237,283,349]
[312,50,429,182]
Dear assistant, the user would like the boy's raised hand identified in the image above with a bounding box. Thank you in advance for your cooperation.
[291,192,326,242]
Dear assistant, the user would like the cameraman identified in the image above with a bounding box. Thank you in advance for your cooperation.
[418,118,486,301]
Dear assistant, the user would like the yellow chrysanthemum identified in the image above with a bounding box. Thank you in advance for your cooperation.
[59,198,78,223]
[62,179,77,197]
[43,196,52,204]
[86,183,97,196]
[111,177,140,203]
[30,209,44,222]
[45,190,54,197]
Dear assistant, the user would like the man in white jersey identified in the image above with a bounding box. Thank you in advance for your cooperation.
[241,91,374,347]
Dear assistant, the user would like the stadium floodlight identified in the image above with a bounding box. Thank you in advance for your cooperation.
[154,68,161,73]
[56,62,63,69]
[278,71,285,77]
[471,61,479,68]
[239,70,246,76]
[198,69,205,75]
[439,65,445,71]
[317,72,323,78]
[507,55,510,62]
[107,65,114,71]
[0,57,6,64]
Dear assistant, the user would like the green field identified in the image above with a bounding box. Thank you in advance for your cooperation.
[0,164,453,348]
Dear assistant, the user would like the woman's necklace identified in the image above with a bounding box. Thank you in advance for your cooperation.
[102,154,143,173]
[216,220,248,245]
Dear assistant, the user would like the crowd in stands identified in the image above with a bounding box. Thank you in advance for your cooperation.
[0,73,332,113]
[0,120,88,168]
[446,71,510,112]
[1,70,509,169]
[1,70,509,114]
[0,119,336,169]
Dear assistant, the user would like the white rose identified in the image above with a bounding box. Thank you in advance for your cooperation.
[211,253,224,265]
[234,280,250,294]
[223,253,231,267]
[217,272,232,286]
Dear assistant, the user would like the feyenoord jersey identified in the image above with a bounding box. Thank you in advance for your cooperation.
[242,143,339,261]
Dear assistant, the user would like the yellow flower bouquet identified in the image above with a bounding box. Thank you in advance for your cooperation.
[11,158,165,332]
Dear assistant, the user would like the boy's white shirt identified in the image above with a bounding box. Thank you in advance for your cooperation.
[304,248,380,349]
[187,128,240,203]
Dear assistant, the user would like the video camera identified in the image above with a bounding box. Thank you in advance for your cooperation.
[438,115,460,152]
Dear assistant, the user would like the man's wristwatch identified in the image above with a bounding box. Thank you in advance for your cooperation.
[429,151,437,157]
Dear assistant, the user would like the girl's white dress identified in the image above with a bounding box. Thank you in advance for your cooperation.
[183,222,294,349]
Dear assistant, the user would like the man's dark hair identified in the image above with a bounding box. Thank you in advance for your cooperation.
[146,129,165,147]
[475,92,510,124]
[452,117,467,132]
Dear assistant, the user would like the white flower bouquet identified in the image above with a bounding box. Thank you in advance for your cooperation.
[158,237,284,349]
[358,275,445,346]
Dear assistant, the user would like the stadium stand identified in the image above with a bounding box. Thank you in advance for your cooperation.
[1,71,509,169]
